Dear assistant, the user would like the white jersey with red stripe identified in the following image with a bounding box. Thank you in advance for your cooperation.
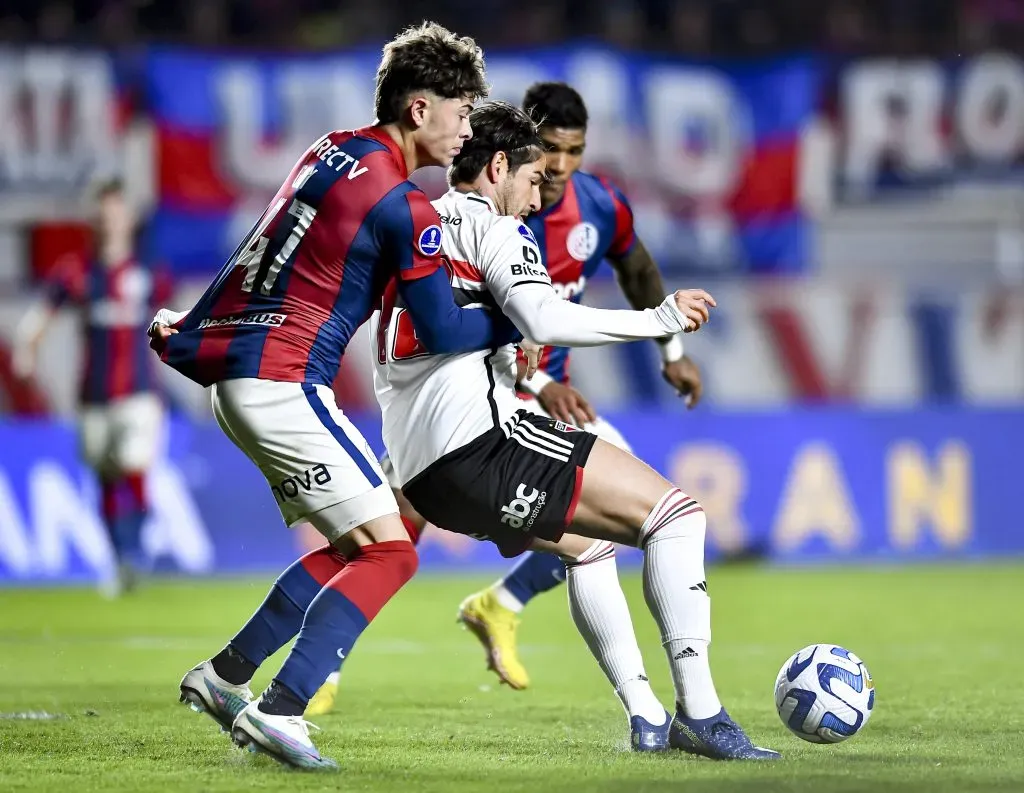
[371,189,550,486]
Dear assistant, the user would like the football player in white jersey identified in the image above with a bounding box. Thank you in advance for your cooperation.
[368,101,778,760]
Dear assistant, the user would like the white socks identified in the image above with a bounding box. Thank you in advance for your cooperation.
[565,540,667,726]
[640,488,722,720]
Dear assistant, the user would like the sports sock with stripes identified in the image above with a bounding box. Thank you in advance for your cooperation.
[639,488,722,719]
[566,541,667,725]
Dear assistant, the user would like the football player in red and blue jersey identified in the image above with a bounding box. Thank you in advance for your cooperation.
[14,179,171,597]
[456,82,705,691]
[149,22,520,770]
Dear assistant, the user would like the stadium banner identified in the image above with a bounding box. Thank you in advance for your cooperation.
[837,53,1024,197]
[0,48,126,221]
[143,48,817,275]
[0,408,1020,585]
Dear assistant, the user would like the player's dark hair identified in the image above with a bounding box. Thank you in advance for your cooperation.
[375,21,488,125]
[447,101,544,186]
[522,82,588,130]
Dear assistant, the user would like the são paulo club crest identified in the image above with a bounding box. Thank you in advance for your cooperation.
[566,222,599,261]
[417,225,443,256]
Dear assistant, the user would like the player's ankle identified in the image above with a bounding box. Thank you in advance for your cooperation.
[210,644,257,686]
[491,584,524,614]
[258,680,306,717]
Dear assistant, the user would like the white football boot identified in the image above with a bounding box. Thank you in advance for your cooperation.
[178,660,253,732]
[231,697,338,770]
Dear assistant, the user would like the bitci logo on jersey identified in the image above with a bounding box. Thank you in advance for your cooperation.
[418,225,443,256]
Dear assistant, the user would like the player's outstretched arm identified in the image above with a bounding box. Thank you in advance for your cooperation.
[503,283,711,348]
[481,220,712,349]
[397,269,518,354]
[380,190,518,355]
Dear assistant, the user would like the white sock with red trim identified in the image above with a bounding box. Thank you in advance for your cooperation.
[566,540,667,725]
[639,488,722,719]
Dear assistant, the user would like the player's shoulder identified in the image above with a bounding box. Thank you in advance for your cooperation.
[432,190,513,240]
[573,170,628,203]
[433,189,495,220]
[311,127,407,186]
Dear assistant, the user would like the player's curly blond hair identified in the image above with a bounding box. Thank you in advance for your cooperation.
[375,21,489,125]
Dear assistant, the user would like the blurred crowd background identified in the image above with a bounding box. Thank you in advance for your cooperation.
[0,1,1021,582]
[4,0,1024,55]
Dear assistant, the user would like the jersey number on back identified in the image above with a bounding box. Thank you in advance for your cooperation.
[235,196,318,295]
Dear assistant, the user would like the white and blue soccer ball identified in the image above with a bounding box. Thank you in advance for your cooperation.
[774,644,875,743]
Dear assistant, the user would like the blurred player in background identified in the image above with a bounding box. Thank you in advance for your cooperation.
[14,178,169,597]
[150,22,521,770]
[307,80,706,716]
[454,82,704,691]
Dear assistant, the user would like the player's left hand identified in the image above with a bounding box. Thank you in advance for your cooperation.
[147,320,177,355]
[663,355,703,408]
[518,340,543,381]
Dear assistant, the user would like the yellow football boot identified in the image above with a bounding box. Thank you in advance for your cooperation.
[304,671,339,717]
[457,589,529,690]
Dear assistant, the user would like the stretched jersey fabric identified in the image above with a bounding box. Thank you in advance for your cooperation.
[46,256,171,405]
[523,170,636,384]
[373,189,684,487]
[162,126,445,388]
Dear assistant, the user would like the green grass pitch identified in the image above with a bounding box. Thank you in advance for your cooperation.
[1,564,1023,792]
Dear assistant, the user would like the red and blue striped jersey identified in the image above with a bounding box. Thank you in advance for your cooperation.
[523,170,636,384]
[162,126,444,388]
[45,256,171,405]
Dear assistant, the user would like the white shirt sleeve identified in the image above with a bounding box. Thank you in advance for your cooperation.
[478,218,692,348]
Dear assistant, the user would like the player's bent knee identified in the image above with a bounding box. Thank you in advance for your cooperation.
[638,489,707,549]
[564,538,615,567]
[389,539,419,583]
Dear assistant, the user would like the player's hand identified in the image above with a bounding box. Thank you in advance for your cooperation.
[538,381,597,428]
[147,308,187,355]
[518,340,543,381]
[662,355,703,408]
[147,320,177,355]
[673,289,716,332]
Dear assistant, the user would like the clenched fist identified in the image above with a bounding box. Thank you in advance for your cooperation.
[673,289,716,332]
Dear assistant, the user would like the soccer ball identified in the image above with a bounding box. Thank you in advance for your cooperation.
[774,644,875,743]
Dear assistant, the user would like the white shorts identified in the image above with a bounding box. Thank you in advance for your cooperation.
[211,378,397,542]
[377,400,632,491]
[78,392,164,474]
